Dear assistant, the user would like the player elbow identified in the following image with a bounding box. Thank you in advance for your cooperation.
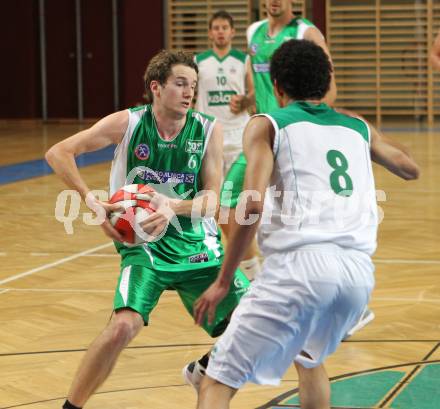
[45,145,58,168]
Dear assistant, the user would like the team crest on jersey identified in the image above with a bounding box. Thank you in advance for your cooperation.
[230,67,237,74]
[134,143,150,160]
[250,43,259,55]
[185,140,203,154]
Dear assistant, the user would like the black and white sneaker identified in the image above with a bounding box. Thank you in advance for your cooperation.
[182,361,206,391]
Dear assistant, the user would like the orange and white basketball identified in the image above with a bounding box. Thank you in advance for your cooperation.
[109,184,156,245]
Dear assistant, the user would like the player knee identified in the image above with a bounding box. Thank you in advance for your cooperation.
[108,311,143,347]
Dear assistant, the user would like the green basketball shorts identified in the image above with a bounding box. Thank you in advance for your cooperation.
[114,263,250,337]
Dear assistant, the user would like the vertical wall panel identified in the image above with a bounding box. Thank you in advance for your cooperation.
[328,0,435,124]
[119,0,164,108]
[0,0,40,118]
[81,0,114,117]
[45,0,78,118]
[433,0,440,118]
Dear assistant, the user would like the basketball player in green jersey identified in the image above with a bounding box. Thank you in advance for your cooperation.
[194,39,419,409]
[45,50,250,409]
[431,30,440,71]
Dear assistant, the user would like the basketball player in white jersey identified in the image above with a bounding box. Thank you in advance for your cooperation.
[193,39,419,409]
[195,10,253,176]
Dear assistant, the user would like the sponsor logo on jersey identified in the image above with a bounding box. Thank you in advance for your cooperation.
[189,252,209,263]
[138,169,195,184]
[230,67,237,75]
[218,67,224,74]
[185,140,203,154]
[207,90,237,106]
[134,143,150,160]
[157,143,177,149]
[250,43,259,55]
[253,63,270,73]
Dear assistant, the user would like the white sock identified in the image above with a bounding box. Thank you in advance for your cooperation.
[239,256,261,281]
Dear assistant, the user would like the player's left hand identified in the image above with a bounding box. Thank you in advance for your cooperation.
[230,95,247,114]
[137,191,176,240]
[194,279,230,326]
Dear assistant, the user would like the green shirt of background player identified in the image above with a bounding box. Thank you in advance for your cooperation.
[46,50,249,409]
[248,0,337,113]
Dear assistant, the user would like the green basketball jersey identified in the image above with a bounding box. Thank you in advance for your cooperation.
[247,17,315,113]
[109,104,224,271]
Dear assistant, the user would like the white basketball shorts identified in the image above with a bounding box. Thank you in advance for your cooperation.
[206,243,375,388]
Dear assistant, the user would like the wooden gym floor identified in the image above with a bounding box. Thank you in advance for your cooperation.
[0,120,439,409]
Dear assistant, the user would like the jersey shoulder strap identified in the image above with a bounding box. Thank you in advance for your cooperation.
[247,19,267,45]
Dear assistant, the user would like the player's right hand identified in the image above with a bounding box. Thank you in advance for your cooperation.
[194,279,230,326]
[229,94,247,114]
[85,193,125,242]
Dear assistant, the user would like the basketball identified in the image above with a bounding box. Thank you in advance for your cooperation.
[109,184,156,245]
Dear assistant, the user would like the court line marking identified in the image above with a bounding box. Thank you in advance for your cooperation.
[257,359,440,409]
[0,288,113,294]
[374,258,440,265]
[26,252,118,257]
[0,289,9,295]
[0,242,113,286]
[374,296,440,303]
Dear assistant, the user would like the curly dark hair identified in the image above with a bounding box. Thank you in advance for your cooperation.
[143,50,198,103]
[270,39,332,101]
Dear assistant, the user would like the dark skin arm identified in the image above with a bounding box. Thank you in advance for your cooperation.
[194,117,274,325]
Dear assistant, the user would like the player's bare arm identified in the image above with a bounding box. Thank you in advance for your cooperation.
[229,58,256,114]
[370,124,420,180]
[334,107,419,180]
[304,27,337,106]
[431,31,440,71]
[45,110,129,241]
[194,116,274,325]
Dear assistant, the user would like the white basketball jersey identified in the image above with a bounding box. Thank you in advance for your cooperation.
[195,49,250,131]
[258,101,378,256]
